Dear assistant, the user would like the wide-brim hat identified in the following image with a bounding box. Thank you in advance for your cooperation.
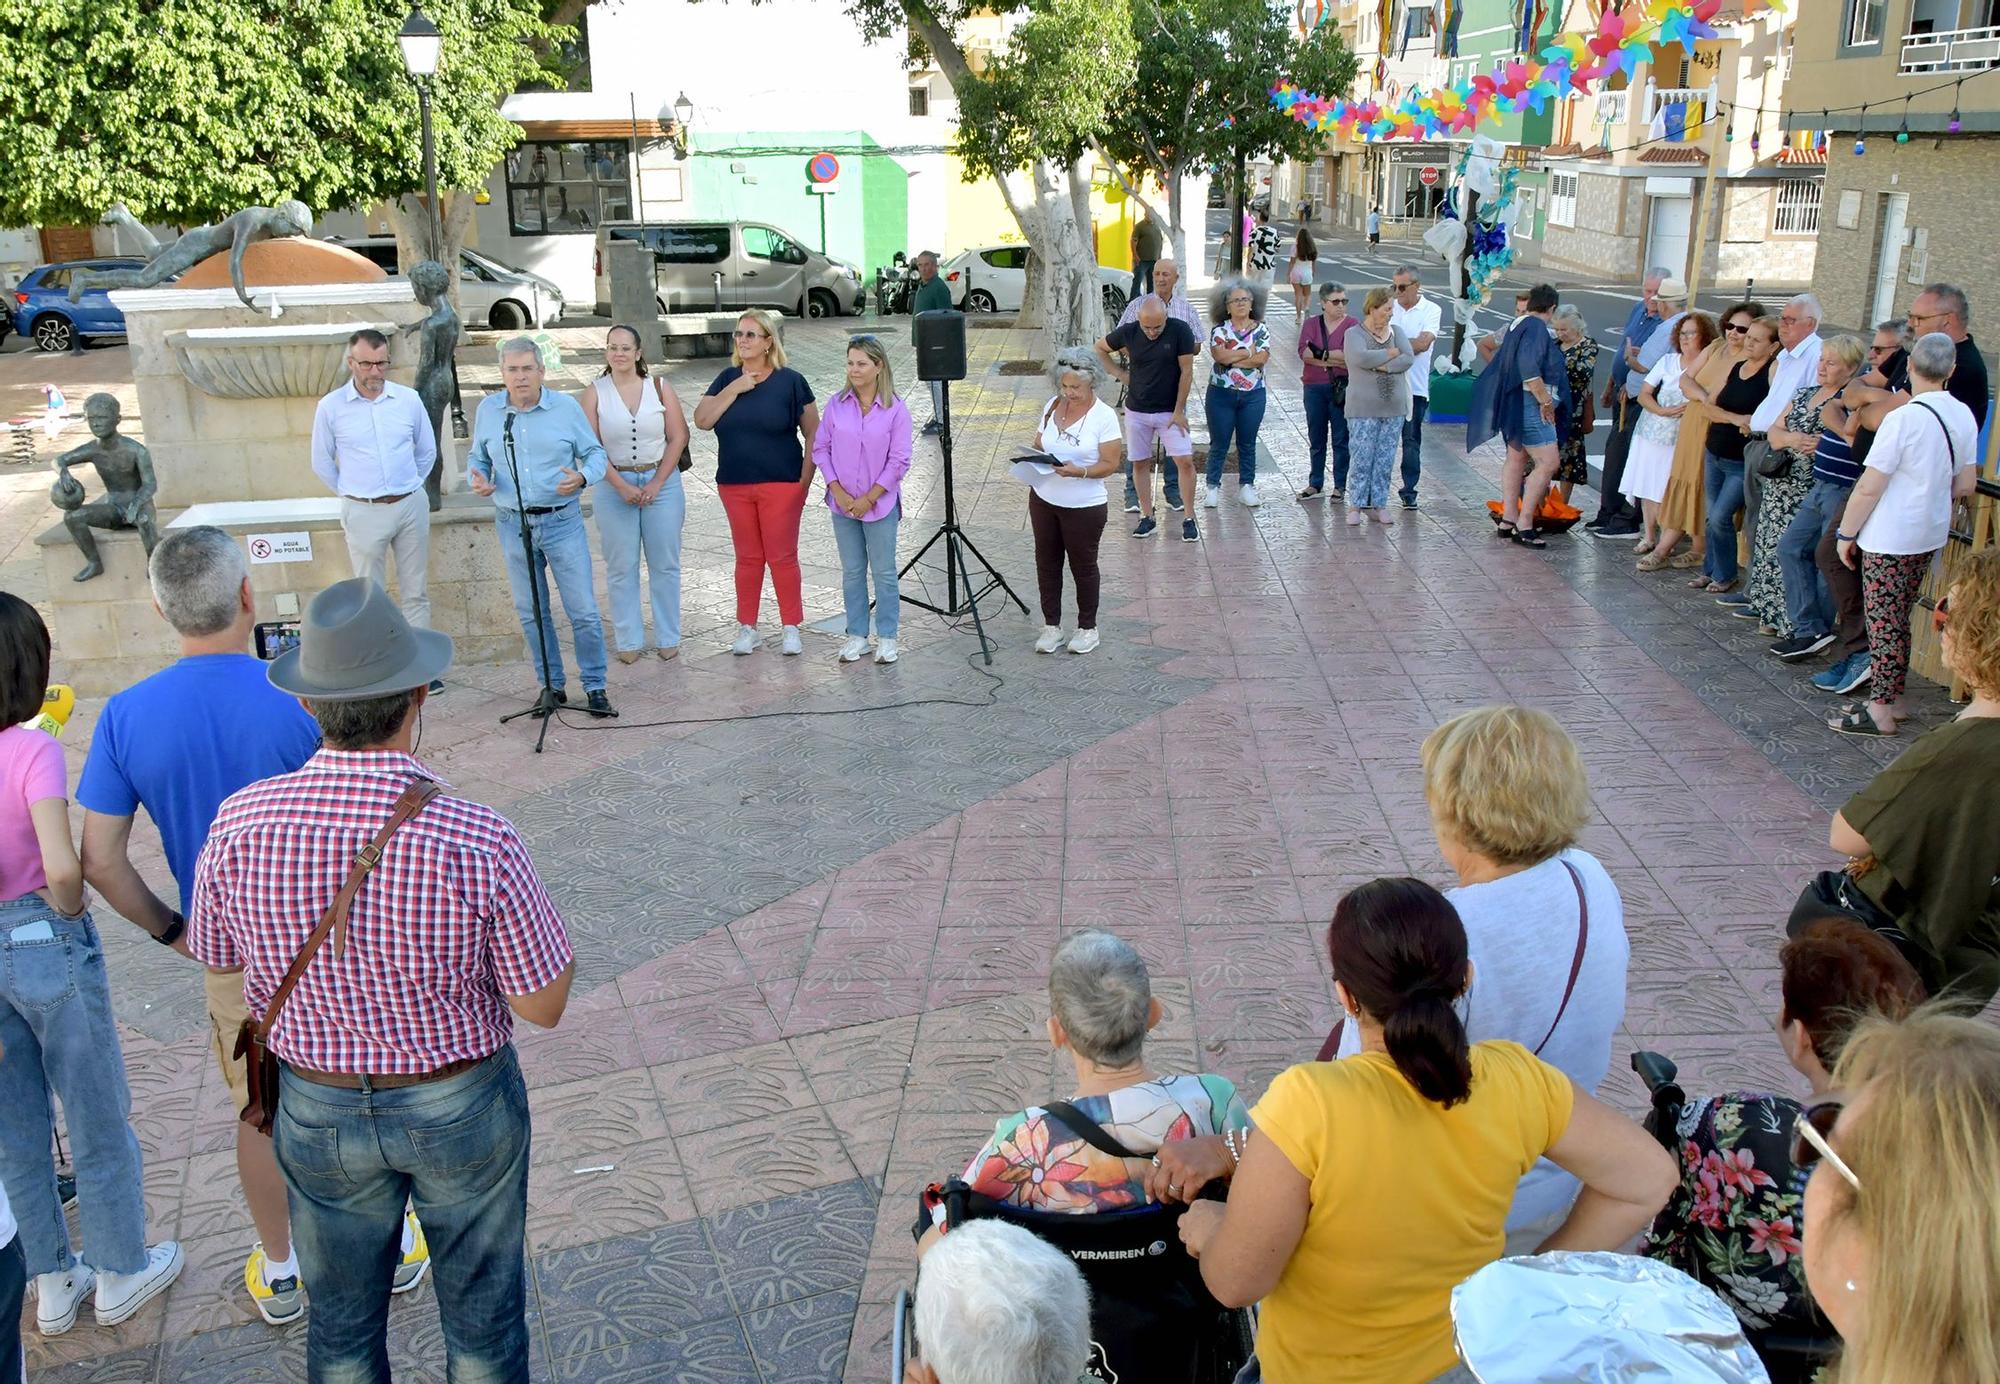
[269,578,454,701]
[1655,277,1689,303]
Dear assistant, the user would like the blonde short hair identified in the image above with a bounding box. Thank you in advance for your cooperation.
[731,308,787,369]
[1421,705,1591,866]
[1823,1009,2000,1384]
[1361,285,1394,317]
[1947,547,2000,695]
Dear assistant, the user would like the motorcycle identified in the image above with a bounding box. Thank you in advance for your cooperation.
[874,251,919,315]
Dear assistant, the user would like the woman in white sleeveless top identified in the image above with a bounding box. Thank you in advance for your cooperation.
[583,326,692,661]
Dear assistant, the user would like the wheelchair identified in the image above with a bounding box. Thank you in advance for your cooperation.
[1630,1051,1839,1384]
[898,1178,1256,1384]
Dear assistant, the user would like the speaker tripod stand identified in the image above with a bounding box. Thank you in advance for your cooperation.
[898,381,1025,665]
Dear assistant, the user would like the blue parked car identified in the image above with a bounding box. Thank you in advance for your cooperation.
[9,258,146,353]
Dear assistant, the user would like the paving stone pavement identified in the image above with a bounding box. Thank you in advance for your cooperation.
[19,306,1950,1382]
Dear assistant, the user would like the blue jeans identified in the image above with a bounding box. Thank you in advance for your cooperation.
[0,899,146,1276]
[1400,394,1429,502]
[493,501,608,692]
[1304,382,1351,490]
[1345,417,1402,508]
[1129,260,1155,298]
[1204,386,1266,486]
[0,1230,23,1382]
[829,504,901,640]
[274,1048,532,1384]
[1779,478,1848,639]
[593,469,684,652]
[1702,452,1748,585]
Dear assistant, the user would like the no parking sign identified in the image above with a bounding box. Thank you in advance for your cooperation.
[808,152,840,184]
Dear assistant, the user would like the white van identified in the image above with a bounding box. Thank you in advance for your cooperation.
[593,220,864,320]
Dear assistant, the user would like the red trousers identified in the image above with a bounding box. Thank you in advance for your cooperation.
[718,482,806,626]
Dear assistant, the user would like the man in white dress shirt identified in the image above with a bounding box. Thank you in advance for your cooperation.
[310,330,441,689]
[1712,294,1824,606]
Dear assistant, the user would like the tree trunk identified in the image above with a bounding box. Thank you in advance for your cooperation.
[386,191,477,316]
[1031,159,1099,353]
[1230,148,1247,277]
[1167,177,1187,271]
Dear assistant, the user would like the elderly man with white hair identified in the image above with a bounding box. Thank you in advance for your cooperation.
[467,336,615,716]
[1717,294,1823,612]
[905,1219,1092,1384]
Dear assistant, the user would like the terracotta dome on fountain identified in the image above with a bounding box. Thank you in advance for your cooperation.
[174,238,388,289]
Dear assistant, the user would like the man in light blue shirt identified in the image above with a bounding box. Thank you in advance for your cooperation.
[1587,270,1673,537]
[310,330,439,656]
[467,337,614,716]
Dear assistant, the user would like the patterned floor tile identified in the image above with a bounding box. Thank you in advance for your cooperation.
[707,1179,876,1313]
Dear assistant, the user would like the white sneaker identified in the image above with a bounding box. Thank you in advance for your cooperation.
[874,639,899,664]
[1034,625,1066,654]
[1067,628,1101,655]
[1202,484,1220,509]
[1239,482,1262,507]
[839,636,870,662]
[780,626,803,656]
[36,1265,94,1335]
[732,624,760,656]
[93,1242,184,1327]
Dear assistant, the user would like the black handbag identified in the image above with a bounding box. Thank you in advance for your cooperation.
[1750,436,1791,479]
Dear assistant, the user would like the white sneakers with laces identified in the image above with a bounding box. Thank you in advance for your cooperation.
[1067,628,1101,655]
[839,636,870,662]
[780,625,803,656]
[732,624,760,656]
[875,639,899,664]
[1034,625,1066,654]
[1239,483,1262,507]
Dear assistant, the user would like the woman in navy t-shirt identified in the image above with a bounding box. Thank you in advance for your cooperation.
[693,309,820,656]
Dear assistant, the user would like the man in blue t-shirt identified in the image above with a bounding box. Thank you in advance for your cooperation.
[76,526,375,1327]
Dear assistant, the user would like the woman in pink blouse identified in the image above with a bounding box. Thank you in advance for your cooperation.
[812,336,913,664]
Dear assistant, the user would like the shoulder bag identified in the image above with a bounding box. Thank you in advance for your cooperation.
[233,777,442,1135]
[1315,859,1590,1063]
[656,375,692,471]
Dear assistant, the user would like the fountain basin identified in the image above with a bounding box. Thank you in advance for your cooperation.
[166,322,398,399]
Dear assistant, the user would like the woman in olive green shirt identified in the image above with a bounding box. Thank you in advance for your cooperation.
[1829,547,2000,1003]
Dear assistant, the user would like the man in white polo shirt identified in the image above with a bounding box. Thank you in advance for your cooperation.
[1389,266,1443,508]
[310,329,442,691]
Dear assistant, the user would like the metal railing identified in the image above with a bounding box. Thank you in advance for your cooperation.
[1641,78,1718,127]
[1899,23,2000,72]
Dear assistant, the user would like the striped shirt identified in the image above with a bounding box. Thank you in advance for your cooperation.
[1813,393,1863,486]
[187,750,572,1073]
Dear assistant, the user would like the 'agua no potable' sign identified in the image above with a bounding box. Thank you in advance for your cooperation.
[247,532,314,564]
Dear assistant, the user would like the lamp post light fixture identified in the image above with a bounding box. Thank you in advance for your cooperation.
[399,7,445,262]
[667,91,695,160]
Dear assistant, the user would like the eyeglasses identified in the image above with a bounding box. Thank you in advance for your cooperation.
[1909,309,1950,325]
[1870,343,1898,354]
[1934,595,1951,632]
[732,329,768,340]
[1791,1098,1862,1191]
[350,357,391,369]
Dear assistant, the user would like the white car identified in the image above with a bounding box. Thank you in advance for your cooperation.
[331,238,566,331]
[940,245,1130,321]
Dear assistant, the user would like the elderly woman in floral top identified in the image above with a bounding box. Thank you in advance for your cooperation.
[1551,306,1599,503]
[1644,916,1923,1356]
[918,931,1247,1246]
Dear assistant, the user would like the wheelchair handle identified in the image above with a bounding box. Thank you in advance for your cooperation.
[1631,1050,1679,1092]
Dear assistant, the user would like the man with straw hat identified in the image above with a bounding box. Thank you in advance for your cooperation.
[188,578,574,1381]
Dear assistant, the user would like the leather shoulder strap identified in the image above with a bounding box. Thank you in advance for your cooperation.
[1532,860,1591,1058]
[1041,1099,1141,1160]
[258,777,442,1041]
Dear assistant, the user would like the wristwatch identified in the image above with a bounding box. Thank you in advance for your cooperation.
[155,911,186,947]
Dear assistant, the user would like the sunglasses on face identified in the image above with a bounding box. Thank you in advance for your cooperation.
[1326,296,1349,304]
[733,329,768,340]
[1725,323,1750,334]
[1792,1098,1862,1191]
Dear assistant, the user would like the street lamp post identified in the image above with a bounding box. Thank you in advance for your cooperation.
[398,6,466,440]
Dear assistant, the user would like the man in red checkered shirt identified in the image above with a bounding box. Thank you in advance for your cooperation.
[189,578,574,1384]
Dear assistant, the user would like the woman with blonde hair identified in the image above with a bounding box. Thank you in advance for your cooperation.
[1799,1009,2000,1384]
[694,307,820,656]
[812,334,912,665]
[1331,704,1631,1250]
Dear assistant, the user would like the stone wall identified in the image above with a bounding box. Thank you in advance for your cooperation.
[37,497,531,695]
[115,284,428,508]
[1809,135,2000,332]
[1541,172,1642,279]
[1541,173,1815,288]
[1709,183,1819,289]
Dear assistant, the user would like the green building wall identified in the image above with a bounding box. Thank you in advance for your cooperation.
[688,130,909,280]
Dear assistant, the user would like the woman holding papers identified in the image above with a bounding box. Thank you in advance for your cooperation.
[1023,348,1122,656]
[812,335,912,665]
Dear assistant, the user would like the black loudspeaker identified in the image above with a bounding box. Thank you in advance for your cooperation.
[914,310,967,382]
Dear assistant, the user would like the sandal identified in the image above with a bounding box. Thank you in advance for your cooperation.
[1494,520,1518,539]
[1669,551,1703,569]
[1686,575,1714,589]
[1636,552,1669,572]
[1297,486,1324,501]
[1829,706,1897,738]
[1511,528,1548,548]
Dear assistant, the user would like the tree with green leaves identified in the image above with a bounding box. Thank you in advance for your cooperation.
[0,0,566,281]
[1093,0,1357,272]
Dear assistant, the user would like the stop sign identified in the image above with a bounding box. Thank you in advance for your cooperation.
[1419,166,1441,187]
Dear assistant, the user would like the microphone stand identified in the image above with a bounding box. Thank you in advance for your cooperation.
[495,411,563,754]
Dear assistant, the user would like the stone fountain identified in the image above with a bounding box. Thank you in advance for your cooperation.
[37,235,523,693]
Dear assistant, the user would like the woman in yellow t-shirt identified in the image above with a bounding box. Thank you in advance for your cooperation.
[1178,878,1676,1384]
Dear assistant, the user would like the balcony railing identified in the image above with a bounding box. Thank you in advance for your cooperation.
[1642,79,1718,127]
[1596,90,1629,124]
[1900,24,2000,73]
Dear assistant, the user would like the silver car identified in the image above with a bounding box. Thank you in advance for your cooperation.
[331,238,565,331]
[592,220,864,319]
